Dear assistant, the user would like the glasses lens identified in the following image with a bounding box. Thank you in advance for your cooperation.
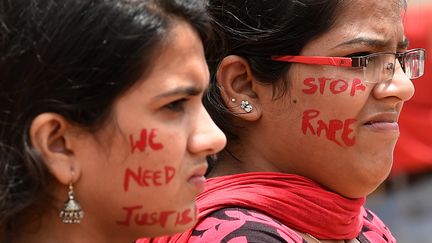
[364,54,396,83]
[404,49,425,79]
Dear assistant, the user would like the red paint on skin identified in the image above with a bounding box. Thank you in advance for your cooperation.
[350,78,366,96]
[130,128,164,154]
[342,119,356,146]
[175,208,193,226]
[116,206,194,227]
[135,211,159,226]
[317,119,344,146]
[302,77,366,96]
[330,79,349,94]
[302,77,318,95]
[116,205,143,226]
[319,77,332,94]
[302,109,356,146]
[159,211,177,228]
[123,166,176,191]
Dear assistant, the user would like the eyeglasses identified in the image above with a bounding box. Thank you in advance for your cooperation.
[271,48,426,83]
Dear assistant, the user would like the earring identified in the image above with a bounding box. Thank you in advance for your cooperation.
[240,100,253,113]
[59,183,84,224]
[231,98,236,102]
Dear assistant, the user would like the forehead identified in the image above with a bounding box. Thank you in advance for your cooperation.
[141,21,207,87]
[337,0,403,23]
[302,0,405,54]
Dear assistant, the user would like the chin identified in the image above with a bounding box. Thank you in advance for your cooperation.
[165,218,197,236]
[340,183,381,199]
[337,163,392,199]
[349,167,392,198]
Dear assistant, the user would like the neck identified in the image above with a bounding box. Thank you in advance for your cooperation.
[298,232,348,243]
[207,147,288,178]
[299,232,360,243]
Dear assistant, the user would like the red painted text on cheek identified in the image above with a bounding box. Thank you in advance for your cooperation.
[116,206,195,227]
[129,128,164,153]
[123,166,176,191]
[302,77,366,96]
[302,109,356,146]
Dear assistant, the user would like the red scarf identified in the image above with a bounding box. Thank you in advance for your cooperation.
[138,172,365,242]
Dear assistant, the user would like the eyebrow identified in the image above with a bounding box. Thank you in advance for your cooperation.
[334,37,410,50]
[155,85,202,99]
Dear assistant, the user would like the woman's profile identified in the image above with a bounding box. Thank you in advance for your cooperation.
[142,0,425,242]
[0,0,226,242]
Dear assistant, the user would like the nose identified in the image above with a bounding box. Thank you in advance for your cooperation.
[188,106,226,157]
[372,60,415,102]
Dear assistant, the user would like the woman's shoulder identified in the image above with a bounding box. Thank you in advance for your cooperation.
[189,207,305,243]
[358,207,396,243]
[188,207,396,243]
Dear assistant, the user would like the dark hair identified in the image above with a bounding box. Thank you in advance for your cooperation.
[204,0,407,141]
[0,0,210,231]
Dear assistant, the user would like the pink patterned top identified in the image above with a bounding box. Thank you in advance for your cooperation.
[189,207,394,242]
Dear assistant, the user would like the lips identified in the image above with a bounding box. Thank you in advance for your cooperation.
[188,163,208,192]
[363,113,399,131]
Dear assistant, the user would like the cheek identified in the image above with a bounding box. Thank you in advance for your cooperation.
[112,129,196,230]
[292,74,371,147]
[114,197,198,231]
[300,76,367,98]
[123,127,187,190]
[129,128,165,155]
[127,127,187,166]
[300,109,356,147]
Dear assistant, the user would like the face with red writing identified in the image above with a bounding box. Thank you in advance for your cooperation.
[72,22,226,239]
[246,0,413,198]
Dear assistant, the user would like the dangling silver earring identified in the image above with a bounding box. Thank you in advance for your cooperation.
[60,183,84,224]
[240,100,253,113]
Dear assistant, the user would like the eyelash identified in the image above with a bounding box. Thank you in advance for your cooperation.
[347,48,408,58]
[165,98,188,112]
[346,52,371,58]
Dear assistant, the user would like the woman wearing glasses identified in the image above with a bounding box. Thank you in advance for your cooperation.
[141,0,425,242]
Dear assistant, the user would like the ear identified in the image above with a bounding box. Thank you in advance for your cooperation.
[29,113,81,185]
[216,55,262,121]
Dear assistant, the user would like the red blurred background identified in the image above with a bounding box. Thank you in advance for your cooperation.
[391,2,432,176]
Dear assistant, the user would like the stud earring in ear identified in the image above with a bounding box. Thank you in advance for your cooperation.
[60,182,84,224]
[231,98,236,102]
[241,100,253,113]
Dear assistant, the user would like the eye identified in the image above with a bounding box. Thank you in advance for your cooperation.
[165,98,187,112]
[397,48,408,54]
[385,62,395,71]
[346,52,371,58]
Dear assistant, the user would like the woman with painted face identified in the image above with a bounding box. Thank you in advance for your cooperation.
[141,0,425,242]
[0,0,226,242]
